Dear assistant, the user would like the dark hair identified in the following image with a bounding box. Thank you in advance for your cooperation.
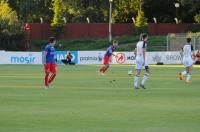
[112,40,118,44]
[187,37,191,43]
[49,37,56,43]
[142,33,148,40]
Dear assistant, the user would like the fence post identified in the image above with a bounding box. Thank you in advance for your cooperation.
[167,34,169,51]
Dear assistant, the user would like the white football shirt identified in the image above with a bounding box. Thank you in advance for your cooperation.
[183,44,193,57]
[136,41,146,56]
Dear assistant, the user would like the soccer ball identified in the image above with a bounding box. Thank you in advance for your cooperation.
[128,70,133,76]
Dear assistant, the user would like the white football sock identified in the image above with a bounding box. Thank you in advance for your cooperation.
[182,71,187,76]
[134,75,139,87]
[186,74,191,82]
[141,73,149,85]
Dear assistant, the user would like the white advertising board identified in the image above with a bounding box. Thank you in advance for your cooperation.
[78,51,105,64]
[0,51,6,64]
[112,52,136,64]
[0,51,183,65]
[1,52,42,64]
[147,51,182,64]
[112,51,182,65]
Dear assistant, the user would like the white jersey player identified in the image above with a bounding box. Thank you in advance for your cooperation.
[134,33,150,89]
[179,38,194,83]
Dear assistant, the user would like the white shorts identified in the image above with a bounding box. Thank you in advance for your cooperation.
[183,57,193,67]
[135,56,144,70]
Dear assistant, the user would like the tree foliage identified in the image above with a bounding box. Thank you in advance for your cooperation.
[5,0,200,24]
[51,0,65,38]
[8,0,52,23]
[177,0,200,23]
[135,10,147,28]
[0,0,25,50]
[0,0,21,35]
[135,0,147,28]
[63,0,107,23]
[194,12,200,23]
[113,0,138,23]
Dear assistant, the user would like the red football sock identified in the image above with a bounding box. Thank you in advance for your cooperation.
[48,73,56,84]
[45,73,49,86]
[102,67,108,73]
[100,66,105,72]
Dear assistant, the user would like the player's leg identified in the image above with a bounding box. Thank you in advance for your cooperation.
[48,64,57,85]
[44,64,50,88]
[99,60,106,73]
[134,69,141,89]
[141,66,150,89]
[179,58,187,80]
[102,63,109,73]
[100,57,109,74]
[134,57,142,89]
[99,65,105,72]
[182,58,193,83]
[186,64,193,83]
[185,66,190,82]
[179,70,187,80]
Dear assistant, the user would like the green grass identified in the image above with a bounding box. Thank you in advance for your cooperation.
[32,35,167,51]
[0,65,200,132]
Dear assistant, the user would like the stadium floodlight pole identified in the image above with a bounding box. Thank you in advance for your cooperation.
[174,3,180,22]
[153,17,157,23]
[109,0,113,42]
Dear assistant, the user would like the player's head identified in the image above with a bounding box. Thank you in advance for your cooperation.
[187,37,191,44]
[141,33,148,42]
[49,37,56,45]
[112,40,118,47]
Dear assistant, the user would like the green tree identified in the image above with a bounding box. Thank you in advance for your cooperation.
[135,10,147,28]
[51,0,65,38]
[0,0,19,33]
[0,0,25,50]
[143,0,176,23]
[8,0,52,23]
[63,0,85,23]
[177,0,200,23]
[194,12,200,23]
[113,0,138,23]
[63,0,107,23]
[143,0,200,23]
[135,0,147,28]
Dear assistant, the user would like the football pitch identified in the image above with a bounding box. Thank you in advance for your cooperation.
[0,65,200,132]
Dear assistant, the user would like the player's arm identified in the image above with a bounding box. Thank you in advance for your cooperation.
[191,45,195,59]
[109,50,116,57]
[179,47,184,57]
[134,48,137,56]
[142,42,146,65]
[44,46,48,65]
[43,51,47,65]
[143,48,146,65]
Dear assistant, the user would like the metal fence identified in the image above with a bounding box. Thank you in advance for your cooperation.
[167,33,200,51]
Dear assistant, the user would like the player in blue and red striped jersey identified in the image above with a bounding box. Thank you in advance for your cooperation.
[43,37,57,89]
[99,40,118,74]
